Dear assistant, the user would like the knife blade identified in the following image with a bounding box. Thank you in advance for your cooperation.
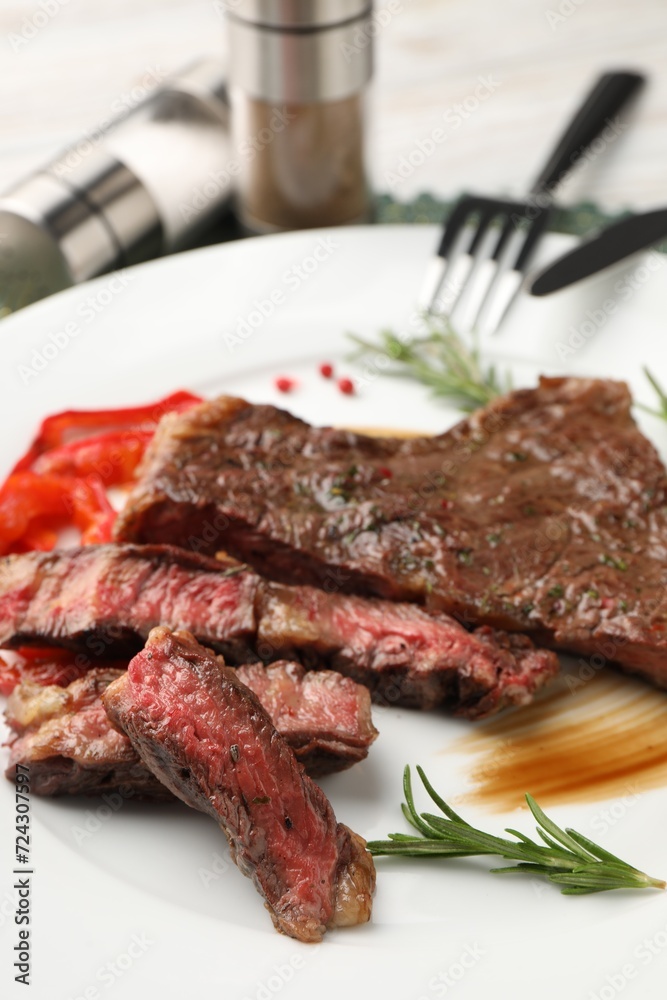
[527,208,667,296]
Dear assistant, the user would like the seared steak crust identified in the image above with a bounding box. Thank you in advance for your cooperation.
[102,628,375,941]
[113,380,667,687]
[0,544,558,717]
[4,657,377,793]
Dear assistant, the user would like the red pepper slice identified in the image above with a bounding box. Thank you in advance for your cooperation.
[0,472,116,555]
[16,523,61,553]
[0,389,203,555]
[12,390,202,473]
[32,429,154,484]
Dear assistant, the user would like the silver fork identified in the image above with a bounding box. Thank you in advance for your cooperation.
[418,70,644,334]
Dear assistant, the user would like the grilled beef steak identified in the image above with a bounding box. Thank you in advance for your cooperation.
[5,658,377,793]
[102,628,375,942]
[257,580,557,715]
[234,660,377,775]
[0,543,259,662]
[113,380,667,688]
[0,544,558,716]
[5,668,166,797]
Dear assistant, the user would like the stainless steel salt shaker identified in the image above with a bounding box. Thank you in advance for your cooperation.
[226,0,374,234]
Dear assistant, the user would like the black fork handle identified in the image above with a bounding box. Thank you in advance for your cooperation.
[529,70,645,198]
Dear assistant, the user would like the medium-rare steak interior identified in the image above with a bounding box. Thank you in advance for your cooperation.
[5,657,377,794]
[102,628,376,942]
[0,544,559,717]
[113,379,667,688]
[0,543,259,662]
[235,660,378,776]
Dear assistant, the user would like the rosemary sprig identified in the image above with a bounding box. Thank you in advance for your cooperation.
[367,766,665,895]
[639,366,667,421]
[348,317,510,412]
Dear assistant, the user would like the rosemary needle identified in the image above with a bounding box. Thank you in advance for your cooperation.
[366,766,665,896]
[348,316,511,412]
[638,366,667,421]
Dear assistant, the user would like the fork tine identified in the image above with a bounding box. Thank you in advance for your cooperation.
[418,198,477,314]
[436,198,477,258]
[446,207,506,328]
[460,213,521,330]
[472,207,552,335]
[487,211,554,334]
[421,196,503,316]
[445,205,519,332]
[418,73,645,334]
[427,238,469,315]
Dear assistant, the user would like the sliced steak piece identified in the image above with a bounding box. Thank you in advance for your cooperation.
[0,544,558,717]
[258,580,557,715]
[0,648,94,696]
[102,628,375,942]
[235,661,377,776]
[4,658,377,793]
[4,668,168,798]
[0,543,258,663]
[113,380,667,688]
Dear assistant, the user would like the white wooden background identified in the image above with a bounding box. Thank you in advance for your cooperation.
[0,0,665,213]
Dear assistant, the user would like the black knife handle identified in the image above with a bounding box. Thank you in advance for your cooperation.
[529,70,645,198]
[528,208,667,296]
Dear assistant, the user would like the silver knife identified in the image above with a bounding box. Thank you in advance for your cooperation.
[528,208,667,296]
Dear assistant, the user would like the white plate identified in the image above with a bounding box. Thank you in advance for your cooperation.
[2,226,667,1000]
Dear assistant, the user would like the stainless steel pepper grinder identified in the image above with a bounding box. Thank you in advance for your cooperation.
[0,58,232,314]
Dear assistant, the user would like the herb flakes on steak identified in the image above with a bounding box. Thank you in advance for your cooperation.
[113,379,667,688]
[102,627,375,942]
[0,544,559,717]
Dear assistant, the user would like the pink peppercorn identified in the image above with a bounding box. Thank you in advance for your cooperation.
[275,376,296,393]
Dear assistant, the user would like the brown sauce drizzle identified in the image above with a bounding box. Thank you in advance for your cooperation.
[342,428,667,812]
[342,426,423,439]
[452,672,667,811]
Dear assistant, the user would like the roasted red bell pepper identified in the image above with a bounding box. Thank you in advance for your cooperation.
[1,389,202,555]
[0,472,117,554]
[33,429,153,484]
[11,390,202,473]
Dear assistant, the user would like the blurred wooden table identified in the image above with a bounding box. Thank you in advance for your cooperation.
[0,0,665,214]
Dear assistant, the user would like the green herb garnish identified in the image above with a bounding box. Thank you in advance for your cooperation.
[348,317,510,412]
[641,367,667,420]
[367,766,664,895]
[599,553,628,571]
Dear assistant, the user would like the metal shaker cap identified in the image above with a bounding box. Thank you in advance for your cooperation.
[227,0,372,29]
[227,0,374,103]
